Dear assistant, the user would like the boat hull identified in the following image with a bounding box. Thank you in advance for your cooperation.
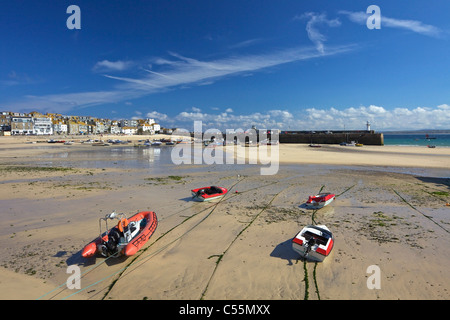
[192,194,226,202]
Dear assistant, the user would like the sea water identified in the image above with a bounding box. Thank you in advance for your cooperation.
[383,133,450,147]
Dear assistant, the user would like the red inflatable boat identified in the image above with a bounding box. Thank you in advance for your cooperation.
[82,211,157,258]
[191,186,228,202]
[305,193,335,209]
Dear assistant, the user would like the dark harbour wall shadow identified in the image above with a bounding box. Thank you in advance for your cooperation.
[270,238,301,266]
[415,176,450,190]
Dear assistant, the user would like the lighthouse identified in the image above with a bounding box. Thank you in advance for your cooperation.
[366,121,371,132]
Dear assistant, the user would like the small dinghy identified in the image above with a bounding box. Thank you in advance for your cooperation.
[292,225,334,262]
[82,211,157,258]
[305,192,335,209]
[191,186,228,202]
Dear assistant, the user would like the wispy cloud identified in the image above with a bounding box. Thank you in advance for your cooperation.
[4,44,354,114]
[93,60,134,72]
[296,12,341,54]
[5,90,143,114]
[228,38,264,49]
[107,45,353,92]
[0,70,39,87]
[339,10,443,37]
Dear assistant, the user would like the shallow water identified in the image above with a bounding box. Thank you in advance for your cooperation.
[30,146,257,175]
[15,145,448,179]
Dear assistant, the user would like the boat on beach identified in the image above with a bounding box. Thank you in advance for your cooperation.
[305,192,335,209]
[92,141,109,146]
[81,211,158,258]
[191,186,228,202]
[48,139,65,143]
[292,225,334,262]
[143,139,162,146]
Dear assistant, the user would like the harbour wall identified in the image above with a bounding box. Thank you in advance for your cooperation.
[278,131,384,145]
[191,130,384,145]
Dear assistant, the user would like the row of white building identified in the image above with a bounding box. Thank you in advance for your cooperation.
[0,111,162,136]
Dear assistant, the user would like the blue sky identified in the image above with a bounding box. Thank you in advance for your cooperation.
[1,0,450,131]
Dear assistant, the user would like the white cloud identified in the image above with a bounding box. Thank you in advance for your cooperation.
[339,10,443,37]
[93,60,133,72]
[268,110,294,119]
[297,12,341,54]
[163,104,450,132]
[437,104,450,110]
[299,104,450,131]
[146,111,168,121]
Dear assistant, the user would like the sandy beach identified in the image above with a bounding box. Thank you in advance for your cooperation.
[0,135,449,301]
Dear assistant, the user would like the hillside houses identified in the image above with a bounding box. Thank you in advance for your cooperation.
[0,111,165,136]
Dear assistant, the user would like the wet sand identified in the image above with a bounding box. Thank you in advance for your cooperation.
[0,135,449,300]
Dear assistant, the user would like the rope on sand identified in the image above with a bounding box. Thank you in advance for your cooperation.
[393,188,449,234]
[200,186,287,300]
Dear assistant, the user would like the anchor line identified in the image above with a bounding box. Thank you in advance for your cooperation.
[303,183,355,300]
[200,186,287,300]
[36,251,119,300]
[393,188,449,234]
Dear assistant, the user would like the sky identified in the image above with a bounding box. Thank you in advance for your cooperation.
[1,0,450,131]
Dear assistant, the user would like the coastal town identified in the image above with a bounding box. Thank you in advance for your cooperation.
[0,111,169,136]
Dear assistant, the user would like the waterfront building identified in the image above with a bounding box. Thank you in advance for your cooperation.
[33,117,53,135]
[11,116,33,135]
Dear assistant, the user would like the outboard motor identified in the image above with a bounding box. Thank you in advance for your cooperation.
[305,238,316,256]
[105,229,121,256]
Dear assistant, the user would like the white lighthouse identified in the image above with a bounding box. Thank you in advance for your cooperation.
[366,121,371,132]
